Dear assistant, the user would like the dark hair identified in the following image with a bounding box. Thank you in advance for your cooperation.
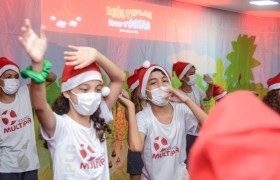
[131,87,144,113]
[52,93,112,141]
[263,89,280,114]
[150,68,169,78]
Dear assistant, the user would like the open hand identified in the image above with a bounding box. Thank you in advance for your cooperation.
[18,19,47,64]
[64,45,99,69]
[164,86,190,103]
[203,74,213,85]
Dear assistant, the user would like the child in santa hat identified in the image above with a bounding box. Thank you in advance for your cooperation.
[118,61,207,180]
[263,73,280,114]
[172,61,214,166]
[172,61,214,107]
[0,58,56,179]
[18,19,125,180]
[120,68,147,180]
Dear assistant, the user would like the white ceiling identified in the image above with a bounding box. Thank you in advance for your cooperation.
[175,0,280,17]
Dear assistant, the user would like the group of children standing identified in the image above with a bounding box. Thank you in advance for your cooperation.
[1,19,279,180]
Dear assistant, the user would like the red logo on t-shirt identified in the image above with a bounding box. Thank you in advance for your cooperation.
[79,144,106,169]
[154,136,168,152]
[80,144,96,162]
[152,136,180,159]
[1,110,17,126]
[1,110,32,134]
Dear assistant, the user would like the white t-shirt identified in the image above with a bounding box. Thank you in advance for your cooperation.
[0,85,40,172]
[136,103,198,180]
[178,85,206,106]
[41,101,112,180]
[178,85,206,135]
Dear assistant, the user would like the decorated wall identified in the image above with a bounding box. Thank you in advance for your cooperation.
[1,0,280,179]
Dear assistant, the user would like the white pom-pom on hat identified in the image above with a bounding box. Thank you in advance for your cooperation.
[101,86,110,97]
[143,60,151,68]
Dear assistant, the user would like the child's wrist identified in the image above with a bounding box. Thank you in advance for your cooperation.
[95,51,103,63]
[183,97,191,104]
[127,104,135,111]
[21,60,53,83]
[32,62,44,72]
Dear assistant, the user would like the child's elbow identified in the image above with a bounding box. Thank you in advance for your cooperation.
[119,71,126,83]
[129,144,143,152]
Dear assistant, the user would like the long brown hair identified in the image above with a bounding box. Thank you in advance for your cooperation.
[263,89,280,114]
[52,94,112,141]
[130,87,145,113]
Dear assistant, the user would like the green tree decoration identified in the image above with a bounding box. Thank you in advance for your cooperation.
[225,34,261,92]
[212,58,227,89]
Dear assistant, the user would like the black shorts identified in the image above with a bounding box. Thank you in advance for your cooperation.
[186,134,198,165]
[0,170,38,180]
[127,149,144,175]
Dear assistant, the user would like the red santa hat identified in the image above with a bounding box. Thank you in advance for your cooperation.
[213,84,227,101]
[0,57,20,76]
[61,62,110,96]
[138,61,171,99]
[189,91,280,180]
[267,73,280,91]
[127,69,139,91]
[172,61,193,79]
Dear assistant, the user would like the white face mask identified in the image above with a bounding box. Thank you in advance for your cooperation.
[0,78,20,95]
[69,91,102,116]
[146,86,169,106]
[184,74,197,86]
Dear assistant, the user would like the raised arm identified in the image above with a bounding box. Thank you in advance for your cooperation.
[45,72,57,86]
[19,19,56,137]
[27,72,57,89]
[203,74,214,100]
[64,46,126,109]
[118,90,145,152]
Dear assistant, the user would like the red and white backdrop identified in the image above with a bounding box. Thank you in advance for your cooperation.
[1,0,280,179]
